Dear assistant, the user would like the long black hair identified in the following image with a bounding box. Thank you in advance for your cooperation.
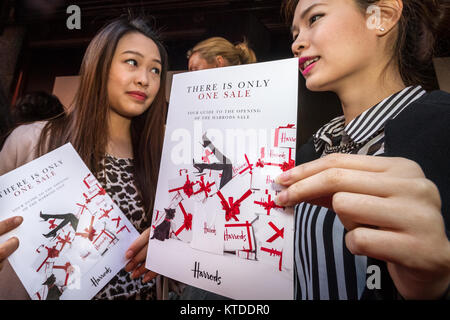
[38,16,169,220]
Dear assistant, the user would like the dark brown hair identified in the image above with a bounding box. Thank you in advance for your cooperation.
[282,0,450,90]
[38,16,168,219]
[12,91,65,124]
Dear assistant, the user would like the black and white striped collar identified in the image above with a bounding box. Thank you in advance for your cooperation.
[313,85,426,152]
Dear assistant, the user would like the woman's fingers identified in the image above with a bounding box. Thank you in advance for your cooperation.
[143,270,158,283]
[0,237,20,272]
[275,167,409,207]
[131,263,147,279]
[344,227,409,265]
[125,227,150,260]
[0,216,23,236]
[0,217,23,272]
[130,262,158,283]
[125,228,150,273]
[273,153,449,299]
[125,243,148,273]
[332,192,415,231]
[124,227,159,283]
[276,154,423,186]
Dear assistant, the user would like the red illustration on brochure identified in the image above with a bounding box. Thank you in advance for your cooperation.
[150,123,296,271]
[0,144,140,300]
[30,172,131,300]
[146,58,299,299]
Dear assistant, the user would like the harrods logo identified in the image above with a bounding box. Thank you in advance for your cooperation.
[191,261,222,285]
[90,266,112,287]
[203,222,216,235]
[280,132,296,144]
[224,229,247,242]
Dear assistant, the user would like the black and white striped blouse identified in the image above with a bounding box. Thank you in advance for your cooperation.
[294,85,426,300]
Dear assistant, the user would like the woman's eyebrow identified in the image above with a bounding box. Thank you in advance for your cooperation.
[121,50,144,57]
[300,2,327,20]
[121,50,162,65]
[291,2,326,34]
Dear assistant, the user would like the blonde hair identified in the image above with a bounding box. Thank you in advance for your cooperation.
[187,37,257,66]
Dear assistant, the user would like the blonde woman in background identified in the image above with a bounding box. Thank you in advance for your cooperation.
[187,36,257,71]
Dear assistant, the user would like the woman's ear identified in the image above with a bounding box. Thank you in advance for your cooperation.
[373,0,403,36]
[215,55,228,67]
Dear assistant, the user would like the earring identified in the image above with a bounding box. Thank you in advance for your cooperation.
[378,26,385,32]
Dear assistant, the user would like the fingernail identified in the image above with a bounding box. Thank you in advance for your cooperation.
[125,260,136,271]
[9,237,19,246]
[125,250,133,259]
[275,171,291,184]
[14,216,23,225]
[275,191,288,206]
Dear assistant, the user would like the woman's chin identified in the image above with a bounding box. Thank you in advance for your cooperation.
[111,106,151,120]
[305,77,331,93]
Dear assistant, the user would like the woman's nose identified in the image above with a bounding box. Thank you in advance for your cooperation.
[136,69,149,87]
[291,34,308,57]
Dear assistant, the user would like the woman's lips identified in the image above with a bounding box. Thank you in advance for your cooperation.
[299,56,320,76]
[302,60,318,76]
[127,91,147,101]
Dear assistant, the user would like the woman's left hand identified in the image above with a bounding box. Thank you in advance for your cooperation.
[275,153,450,300]
[125,227,158,283]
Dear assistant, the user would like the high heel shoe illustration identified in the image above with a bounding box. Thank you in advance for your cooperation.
[40,212,79,238]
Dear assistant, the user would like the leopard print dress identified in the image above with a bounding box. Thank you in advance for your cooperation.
[93,154,156,300]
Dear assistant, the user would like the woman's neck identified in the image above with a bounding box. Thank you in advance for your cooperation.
[106,110,134,159]
[336,66,406,125]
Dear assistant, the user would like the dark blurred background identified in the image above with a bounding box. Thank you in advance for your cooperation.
[1,0,448,141]
[0,0,293,102]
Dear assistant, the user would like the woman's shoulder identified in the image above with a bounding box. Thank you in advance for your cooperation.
[7,121,47,147]
[0,121,48,175]
[389,90,450,128]
[12,121,47,136]
[383,89,449,167]
[403,90,449,114]
[414,90,450,106]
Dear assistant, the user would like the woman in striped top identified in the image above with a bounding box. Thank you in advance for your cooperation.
[277,0,450,299]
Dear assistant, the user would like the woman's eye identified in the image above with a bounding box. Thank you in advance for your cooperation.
[309,14,323,25]
[151,67,161,75]
[125,59,138,67]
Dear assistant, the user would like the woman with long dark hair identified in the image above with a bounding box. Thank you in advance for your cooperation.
[0,16,168,299]
[277,0,450,300]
